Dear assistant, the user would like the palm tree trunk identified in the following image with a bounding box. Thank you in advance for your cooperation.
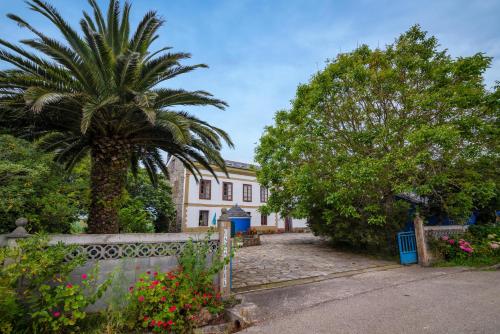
[88,139,130,233]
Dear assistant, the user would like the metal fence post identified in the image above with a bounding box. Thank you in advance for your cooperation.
[414,213,430,266]
[218,209,232,298]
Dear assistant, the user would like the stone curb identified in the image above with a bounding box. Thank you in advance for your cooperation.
[232,264,402,294]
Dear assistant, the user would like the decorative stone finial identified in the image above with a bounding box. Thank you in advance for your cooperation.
[7,217,30,238]
[218,208,230,222]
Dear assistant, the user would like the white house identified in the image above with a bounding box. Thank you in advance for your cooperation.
[167,157,308,233]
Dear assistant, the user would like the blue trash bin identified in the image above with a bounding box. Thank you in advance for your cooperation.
[226,204,251,237]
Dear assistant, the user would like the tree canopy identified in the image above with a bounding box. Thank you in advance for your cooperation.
[0,0,232,233]
[256,26,499,251]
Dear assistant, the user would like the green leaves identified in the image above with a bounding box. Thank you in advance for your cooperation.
[0,0,231,192]
[256,25,499,251]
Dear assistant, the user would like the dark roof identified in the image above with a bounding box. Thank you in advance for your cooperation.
[226,204,251,217]
[224,160,257,171]
[395,192,428,205]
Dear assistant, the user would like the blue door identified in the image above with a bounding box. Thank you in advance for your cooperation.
[397,231,418,265]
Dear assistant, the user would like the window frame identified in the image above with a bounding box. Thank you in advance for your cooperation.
[222,182,233,201]
[243,184,252,202]
[199,210,209,226]
[260,186,268,203]
[199,179,211,200]
[261,213,268,226]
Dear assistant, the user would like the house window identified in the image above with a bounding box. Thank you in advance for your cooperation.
[222,182,233,201]
[199,180,211,200]
[199,210,209,226]
[260,186,268,203]
[261,214,268,226]
[243,184,252,202]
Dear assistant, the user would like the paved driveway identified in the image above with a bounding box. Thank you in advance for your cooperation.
[240,267,500,334]
[232,233,395,292]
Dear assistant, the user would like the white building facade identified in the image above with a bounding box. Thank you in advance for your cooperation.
[167,158,308,233]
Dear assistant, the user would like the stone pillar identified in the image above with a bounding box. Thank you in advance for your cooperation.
[6,217,30,247]
[414,213,430,266]
[218,209,232,298]
[4,218,30,266]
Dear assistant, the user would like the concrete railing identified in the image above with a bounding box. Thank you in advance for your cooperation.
[414,215,469,266]
[0,213,233,309]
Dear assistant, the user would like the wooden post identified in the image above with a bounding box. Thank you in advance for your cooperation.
[414,213,430,266]
[218,210,232,297]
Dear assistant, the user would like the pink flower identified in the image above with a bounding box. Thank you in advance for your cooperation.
[441,236,449,241]
[81,274,88,280]
[129,286,134,292]
[460,245,474,253]
[53,311,61,318]
[490,243,499,250]
[448,239,455,245]
[138,295,145,302]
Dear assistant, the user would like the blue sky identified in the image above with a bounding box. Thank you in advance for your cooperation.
[1,0,499,163]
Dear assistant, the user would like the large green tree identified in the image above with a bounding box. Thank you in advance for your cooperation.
[256,26,499,251]
[0,135,86,233]
[0,0,232,233]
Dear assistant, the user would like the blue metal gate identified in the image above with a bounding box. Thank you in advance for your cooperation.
[397,231,417,265]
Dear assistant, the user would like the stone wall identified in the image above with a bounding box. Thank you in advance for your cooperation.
[0,227,230,310]
[167,157,186,232]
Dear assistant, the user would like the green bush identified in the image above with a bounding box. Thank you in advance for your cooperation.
[0,235,111,333]
[0,135,86,234]
[118,197,156,233]
[431,224,500,266]
[125,233,229,333]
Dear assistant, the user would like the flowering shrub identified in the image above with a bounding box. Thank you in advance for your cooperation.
[431,224,500,266]
[0,234,111,333]
[127,269,223,333]
[437,235,474,259]
[126,233,229,333]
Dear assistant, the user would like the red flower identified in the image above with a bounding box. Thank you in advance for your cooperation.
[161,296,166,302]
[146,271,151,275]
[143,316,149,321]
[175,281,180,287]
[52,311,61,318]
[66,284,73,289]
[138,295,145,302]
[157,320,163,326]
[150,320,156,327]
[167,320,173,326]
[129,286,134,292]
[152,280,159,285]
[161,286,167,291]
[139,278,144,282]
[81,274,88,280]
[154,272,158,276]
[169,305,177,312]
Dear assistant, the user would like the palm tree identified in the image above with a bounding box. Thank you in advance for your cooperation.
[0,0,233,233]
